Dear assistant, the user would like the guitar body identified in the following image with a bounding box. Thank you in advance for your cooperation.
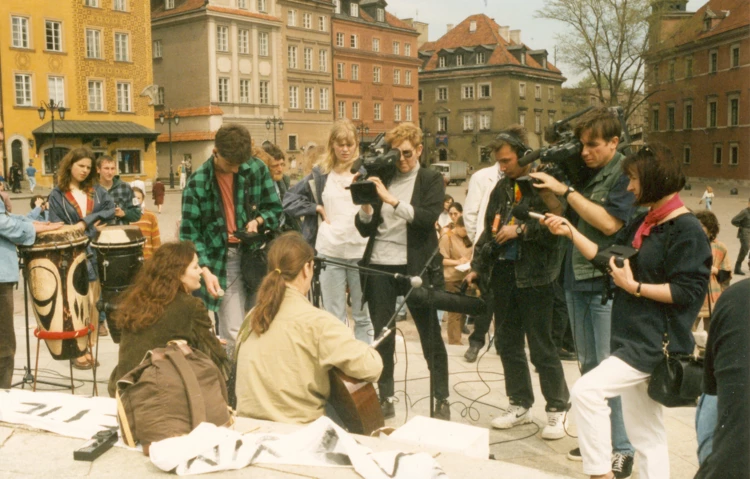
[328,368,384,435]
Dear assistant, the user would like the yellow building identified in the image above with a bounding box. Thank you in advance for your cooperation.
[0,0,158,188]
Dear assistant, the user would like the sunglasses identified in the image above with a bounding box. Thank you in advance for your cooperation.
[400,149,415,159]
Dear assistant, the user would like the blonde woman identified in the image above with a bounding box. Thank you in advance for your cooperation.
[283,120,373,343]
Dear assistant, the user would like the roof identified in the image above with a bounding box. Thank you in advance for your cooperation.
[32,121,159,138]
[156,130,216,143]
[656,0,749,50]
[334,5,418,33]
[418,14,562,75]
[152,0,280,22]
[153,106,224,120]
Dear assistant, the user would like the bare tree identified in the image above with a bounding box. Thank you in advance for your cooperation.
[537,0,652,121]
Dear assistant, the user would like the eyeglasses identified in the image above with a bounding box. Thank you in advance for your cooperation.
[400,149,415,159]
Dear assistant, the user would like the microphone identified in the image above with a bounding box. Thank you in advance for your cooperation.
[409,287,486,316]
[371,327,395,349]
[394,273,423,288]
[512,204,546,222]
[517,148,543,167]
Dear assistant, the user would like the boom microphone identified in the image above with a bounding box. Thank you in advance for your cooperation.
[512,204,545,221]
[517,148,543,167]
[409,287,486,316]
[394,273,423,288]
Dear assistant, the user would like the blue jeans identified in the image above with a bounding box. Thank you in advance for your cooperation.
[318,254,373,344]
[28,176,36,192]
[695,393,717,464]
[567,290,634,455]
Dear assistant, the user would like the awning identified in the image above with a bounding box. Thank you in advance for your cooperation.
[32,120,160,152]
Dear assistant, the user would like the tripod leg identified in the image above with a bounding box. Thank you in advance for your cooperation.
[33,338,41,392]
[90,332,98,396]
[70,359,75,395]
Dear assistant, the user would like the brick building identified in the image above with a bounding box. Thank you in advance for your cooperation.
[418,15,565,168]
[647,0,750,181]
[331,0,421,144]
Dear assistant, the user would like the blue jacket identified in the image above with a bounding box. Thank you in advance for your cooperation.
[282,166,328,247]
[0,200,35,283]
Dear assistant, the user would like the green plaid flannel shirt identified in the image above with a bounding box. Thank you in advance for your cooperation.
[180,156,282,311]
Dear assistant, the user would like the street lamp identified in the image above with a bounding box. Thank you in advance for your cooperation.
[422,127,432,165]
[158,109,180,188]
[356,122,369,154]
[37,100,66,185]
[265,116,284,144]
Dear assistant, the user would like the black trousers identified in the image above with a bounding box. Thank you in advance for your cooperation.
[735,234,750,271]
[364,264,449,400]
[490,261,569,412]
[0,283,16,389]
[468,284,497,349]
[551,276,575,352]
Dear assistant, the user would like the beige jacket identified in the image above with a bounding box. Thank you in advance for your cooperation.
[235,287,383,424]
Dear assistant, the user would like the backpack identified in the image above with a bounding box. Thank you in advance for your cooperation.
[116,340,233,455]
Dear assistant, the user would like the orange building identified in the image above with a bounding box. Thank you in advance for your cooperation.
[331,0,421,143]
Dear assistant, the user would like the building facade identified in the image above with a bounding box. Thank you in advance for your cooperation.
[418,15,565,169]
[331,0,421,145]
[647,0,750,181]
[1,0,158,187]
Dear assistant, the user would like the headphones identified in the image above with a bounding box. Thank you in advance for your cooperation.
[495,132,532,158]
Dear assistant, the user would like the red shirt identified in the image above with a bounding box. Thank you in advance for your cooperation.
[215,170,240,244]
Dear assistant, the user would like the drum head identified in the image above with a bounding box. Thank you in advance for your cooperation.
[92,225,145,249]
[21,224,88,252]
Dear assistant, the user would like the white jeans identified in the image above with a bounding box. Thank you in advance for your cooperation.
[217,248,246,355]
[571,356,668,478]
[318,254,373,344]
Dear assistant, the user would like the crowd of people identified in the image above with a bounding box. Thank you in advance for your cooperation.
[0,111,748,479]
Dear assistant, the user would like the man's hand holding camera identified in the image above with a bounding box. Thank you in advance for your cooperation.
[529,172,568,196]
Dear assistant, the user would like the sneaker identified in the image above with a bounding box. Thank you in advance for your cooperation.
[434,399,451,421]
[464,345,480,363]
[380,397,395,419]
[612,453,634,479]
[567,447,583,461]
[491,405,532,429]
[541,411,566,440]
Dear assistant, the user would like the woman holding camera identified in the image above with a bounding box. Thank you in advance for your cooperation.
[283,120,373,343]
[542,145,711,479]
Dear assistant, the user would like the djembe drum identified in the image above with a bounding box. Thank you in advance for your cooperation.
[92,225,146,343]
[19,225,92,360]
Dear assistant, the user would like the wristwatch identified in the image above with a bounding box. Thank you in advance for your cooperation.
[515,225,524,236]
[563,186,576,199]
[634,282,642,298]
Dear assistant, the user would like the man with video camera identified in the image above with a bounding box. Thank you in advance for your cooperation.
[530,107,636,476]
[466,125,569,439]
[355,123,450,421]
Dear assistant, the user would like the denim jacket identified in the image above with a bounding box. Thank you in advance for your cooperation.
[282,166,328,247]
[0,201,35,283]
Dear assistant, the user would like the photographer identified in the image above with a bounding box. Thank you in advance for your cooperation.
[466,126,569,439]
[355,123,450,420]
[530,107,636,473]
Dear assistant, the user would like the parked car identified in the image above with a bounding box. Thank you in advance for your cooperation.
[430,161,468,185]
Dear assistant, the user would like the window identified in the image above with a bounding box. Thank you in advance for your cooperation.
[304,48,312,70]
[319,49,328,72]
[48,76,65,106]
[372,38,380,52]
[88,80,103,111]
[305,87,314,110]
[463,114,474,131]
[289,86,299,109]
[667,105,675,130]
[259,81,269,104]
[257,0,266,12]
[535,112,542,133]
[652,64,659,83]
[479,83,491,99]
[437,87,448,101]
[373,66,381,83]
[535,84,542,100]
[239,79,251,103]
[683,145,691,165]
[259,32,269,56]
[709,50,718,73]
[319,16,326,31]
[456,55,463,67]
[118,150,141,174]
[351,64,359,80]
[303,13,312,29]
[153,40,162,58]
[439,56,446,68]
[238,0,247,9]
[350,35,358,49]
[708,100,717,127]
[165,0,174,8]
[218,77,229,103]
[85,0,99,6]
[713,144,722,165]
[686,57,693,77]
[394,105,402,122]
[239,30,249,54]
[333,0,340,14]
[216,26,228,51]
[729,96,739,126]
[684,103,693,129]
[730,143,739,166]
[479,113,491,131]
[14,74,32,106]
[405,44,411,56]
[114,32,129,61]
[377,8,384,22]
[548,87,555,102]
[394,69,400,85]
[669,60,675,81]
[352,101,360,119]
[288,46,298,69]
[476,52,485,64]
[393,42,400,55]
[114,0,126,11]
[374,103,382,121]
[338,100,346,118]
[337,63,345,79]
[350,3,358,17]
[287,9,297,27]
[86,29,101,58]
[438,117,448,132]
[156,87,164,105]
[518,109,526,125]
[45,21,62,52]
[116,82,131,112]
[319,88,329,110]
[652,107,659,131]
[405,70,412,86]
[11,16,30,49]
[336,33,344,47]
[406,105,412,122]
[731,44,740,68]
[462,84,474,99]
[418,89,423,102]
[289,135,298,151]
[548,112,555,125]
[519,82,526,98]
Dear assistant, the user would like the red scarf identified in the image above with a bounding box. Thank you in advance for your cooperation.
[632,193,684,249]
[64,189,94,219]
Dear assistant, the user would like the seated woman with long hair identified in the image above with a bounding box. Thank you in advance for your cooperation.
[235,232,383,424]
[107,241,229,397]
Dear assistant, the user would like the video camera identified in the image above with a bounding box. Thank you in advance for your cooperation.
[347,133,401,205]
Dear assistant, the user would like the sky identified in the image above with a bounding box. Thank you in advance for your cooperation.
[386,0,706,86]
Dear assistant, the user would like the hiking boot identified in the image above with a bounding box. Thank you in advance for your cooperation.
[541,411,566,440]
[464,345,480,363]
[491,405,532,429]
[380,397,396,419]
[434,399,451,421]
[567,447,583,461]
[612,452,634,479]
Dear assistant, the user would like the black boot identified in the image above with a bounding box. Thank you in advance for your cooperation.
[0,356,14,389]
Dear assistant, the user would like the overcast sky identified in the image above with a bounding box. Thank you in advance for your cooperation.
[387,0,706,85]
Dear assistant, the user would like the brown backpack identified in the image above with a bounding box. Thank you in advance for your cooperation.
[116,340,233,455]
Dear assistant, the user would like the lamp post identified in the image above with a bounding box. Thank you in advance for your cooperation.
[265,116,284,144]
[37,100,67,185]
[422,127,432,165]
[356,122,369,154]
[158,109,180,188]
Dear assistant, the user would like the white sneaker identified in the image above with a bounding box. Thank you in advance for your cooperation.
[541,411,566,440]
[491,405,532,429]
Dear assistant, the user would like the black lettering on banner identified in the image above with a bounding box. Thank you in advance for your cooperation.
[18,403,46,415]
[38,406,62,417]
[64,410,90,423]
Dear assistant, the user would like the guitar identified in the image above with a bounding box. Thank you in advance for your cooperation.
[328,368,384,436]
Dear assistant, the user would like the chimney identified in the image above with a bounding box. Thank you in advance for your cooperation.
[447,24,454,32]
[510,29,521,44]
[498,26,510,43]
